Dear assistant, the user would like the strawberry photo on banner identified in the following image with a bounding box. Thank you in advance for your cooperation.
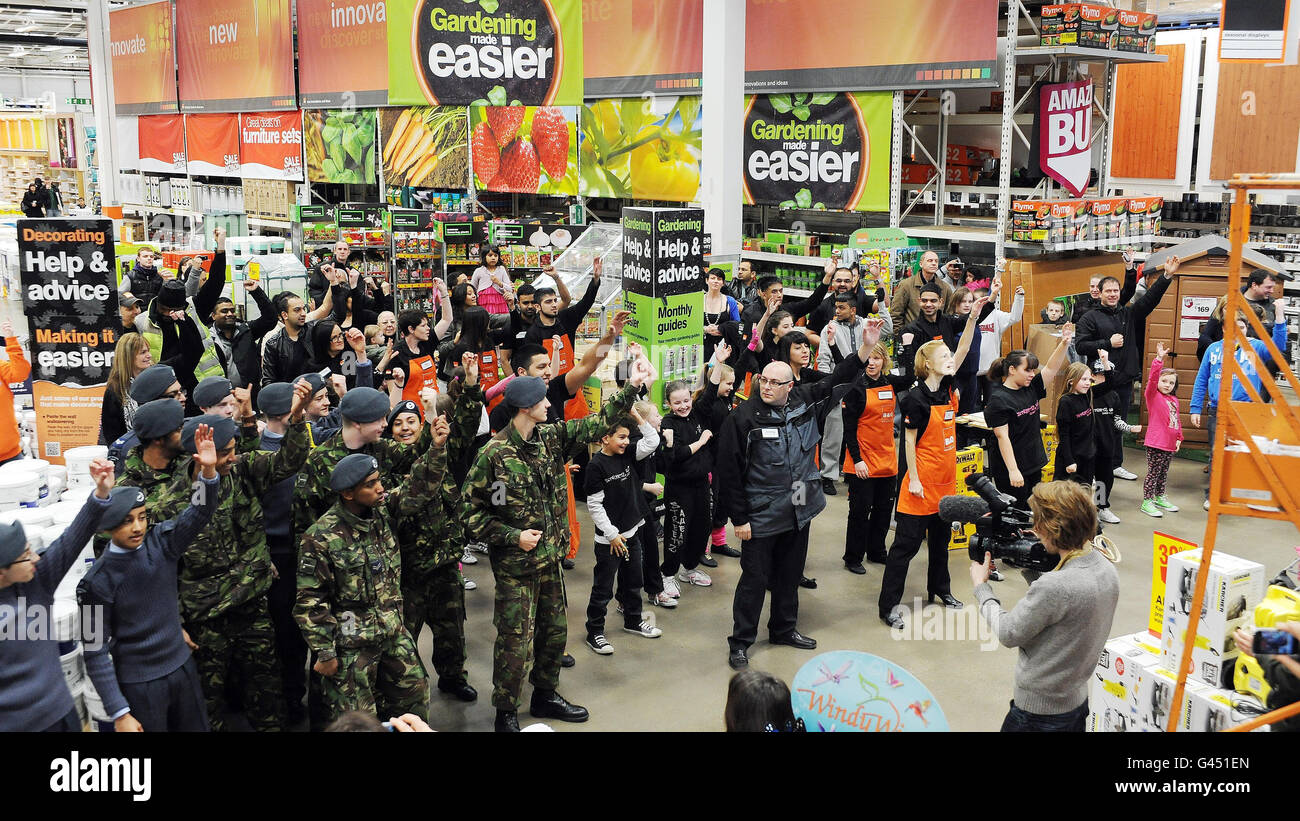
[469,104,578,195]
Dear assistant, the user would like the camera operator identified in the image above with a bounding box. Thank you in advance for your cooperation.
[969,480,1118,732]
[1234,623,1300,732]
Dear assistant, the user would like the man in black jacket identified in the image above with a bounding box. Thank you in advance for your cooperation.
[118,247,165,309]
[739,269,833,341]
[716,318,883,671]
[805,262,881,336]
[260,284,339,390]
[209,280,278,398]
[1075,255,1181,477]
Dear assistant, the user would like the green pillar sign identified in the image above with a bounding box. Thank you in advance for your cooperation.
[621,207,705,409]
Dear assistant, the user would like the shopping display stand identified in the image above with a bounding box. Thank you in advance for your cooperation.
[1169,173,1300,732]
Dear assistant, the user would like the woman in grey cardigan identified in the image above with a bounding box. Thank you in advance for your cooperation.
[969,480,1119,732]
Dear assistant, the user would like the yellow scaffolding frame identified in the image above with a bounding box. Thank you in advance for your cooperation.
[1167,173,1300,733]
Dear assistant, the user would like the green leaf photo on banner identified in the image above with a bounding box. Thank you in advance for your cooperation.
[469,104,577,194]
[305,109,378,184]
[379,106,470,188]
[387,0,583,107]
[742,91,891,212]
[579,96,701,202]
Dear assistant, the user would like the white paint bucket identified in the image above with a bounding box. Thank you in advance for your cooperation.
[0,458,50,504]
[64,446,107,477]
[52,595,79,643]
[59,640,85,693]
[1,506,54,532]
[48,500,86,525]
[0,471,41,506]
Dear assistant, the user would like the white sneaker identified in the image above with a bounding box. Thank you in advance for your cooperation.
[1098,508,1121,524]
[462,577,477,590]
[469,542,490,555]
[1113,467,1138,481]
[460,547,478,565]
[677,568,713,587]
[622,620,663,639]
[1203,499,1211,511]
[648,592,678,608]
[586,634,614,655]
[662,574,681,598]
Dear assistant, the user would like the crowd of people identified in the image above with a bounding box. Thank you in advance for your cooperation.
[4,230,1300,734]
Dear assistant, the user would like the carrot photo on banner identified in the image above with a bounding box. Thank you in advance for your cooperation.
[579,96,701,202]
[468,104,577,195]
[378,106,469,188]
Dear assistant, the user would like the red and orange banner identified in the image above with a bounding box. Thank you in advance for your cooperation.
[239,111,304,180]
[175,0,296,113]
[138,114,187,173]
[186,113,241,176]
[109,0,178,115]
[297,0,389,108]
[583,0,702,97]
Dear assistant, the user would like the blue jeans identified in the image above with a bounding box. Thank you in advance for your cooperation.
[1000,699,1088,732]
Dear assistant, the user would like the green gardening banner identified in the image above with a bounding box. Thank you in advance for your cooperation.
[742,91,891,212]
[387,0,584,107]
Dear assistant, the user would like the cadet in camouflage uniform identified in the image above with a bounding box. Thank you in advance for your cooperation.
[393,353,483,703]
[151,381,313,732]
[461,351,655,732]
[296,420,451,723]
[117,398,192,513]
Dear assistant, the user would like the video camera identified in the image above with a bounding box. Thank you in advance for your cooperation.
[937,474,1057,573]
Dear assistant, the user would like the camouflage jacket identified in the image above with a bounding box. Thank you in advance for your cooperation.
[293,423,431,542]
[118,448,194,510]
[460,383,637,577]
[295,439,448,661]
[153,421,311,625]
[393,384,483,580]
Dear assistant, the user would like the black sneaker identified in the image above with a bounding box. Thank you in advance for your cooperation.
[585,634,614,655]
[561,558,575,570]
[699,554,718,568]
[560,652,576,668]
[821,478,838,496]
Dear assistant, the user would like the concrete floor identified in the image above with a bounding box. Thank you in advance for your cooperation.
[424,450,1299,732]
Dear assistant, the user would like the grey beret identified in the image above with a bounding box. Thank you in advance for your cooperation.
[339,387,390,423]
[0,520,26,566]
[293,372,325,395]
[132,399,185,439]
[504,376,547,409]
[330,453,380,491]
[181,414,239,452]
[258,382,295,416]
[97,486,147,532]
[387,399,421,428]
[129,364,176,404]
[193,376,233,409]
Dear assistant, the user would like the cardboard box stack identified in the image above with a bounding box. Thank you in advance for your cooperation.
[1161,549,1266,689]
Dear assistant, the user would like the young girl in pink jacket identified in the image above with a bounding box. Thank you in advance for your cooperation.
[1141,342,1183,518]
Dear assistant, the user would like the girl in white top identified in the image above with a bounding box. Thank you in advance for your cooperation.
[470,245,512,316]
[975,281,1025,386]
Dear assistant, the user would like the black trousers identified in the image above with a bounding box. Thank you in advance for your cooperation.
[1055,453,1095,489]
[268,543,308,717]
[844,474,895,565]
[729,526,810,650]
[42,706,81,732]
[585,529,645,635]
[641,492,665,596]
[119,656,210,732]
[1094,426,1116,508]
[990,464,1042,511]
[1112,382,1134,468]
[878,512,952,618]
[661,481,711,576]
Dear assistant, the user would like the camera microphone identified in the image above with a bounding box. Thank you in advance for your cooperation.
[938,495,990,524]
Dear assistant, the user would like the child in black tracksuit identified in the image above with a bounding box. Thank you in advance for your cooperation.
[1088,353,1141,523]
[1054,361,1097,489]
[659,379,717,597]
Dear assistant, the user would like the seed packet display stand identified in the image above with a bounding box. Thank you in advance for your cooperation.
[1174,174,1300,733]
[390,209,442,316]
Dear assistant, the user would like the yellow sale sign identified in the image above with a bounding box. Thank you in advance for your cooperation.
[1150,530,1197,637]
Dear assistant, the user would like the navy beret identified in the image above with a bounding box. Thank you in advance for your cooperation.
[157,280,188,309]
[129,364,176,404]
[193,376,233,409]
[339,387,390,423]
[98,486,147,532]
[293,372,325,396]
[330,453,380,491]
[182,414,239,452]
[0,520,26,566]
[258,382,295,416]
[504,376,547,409]
[132,399,185,439]
[387,399,421,428]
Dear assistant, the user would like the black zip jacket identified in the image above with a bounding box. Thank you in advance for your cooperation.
[1075,269,1172,383]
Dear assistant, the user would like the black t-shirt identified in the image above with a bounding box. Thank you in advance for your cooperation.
[899,374,956,441]
[984,373,1047,473]
[488,373,573,432]
[494,308,534,349]
[1054,391,1096,466]
[584,450,650,538]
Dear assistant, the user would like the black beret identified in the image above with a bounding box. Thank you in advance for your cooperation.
[330,453,380,491]
[504,376,547,409]
[294,372,325,396]
[258,382,295,416]
[193,376,233,409]
[157,280,189,309]
[129,364,176,404]
[132,399,185,439]
[0,520,26,566]
[339,387,390,423]
[97,486,147,532]
[181,414,239,452]
[387,399,421,428]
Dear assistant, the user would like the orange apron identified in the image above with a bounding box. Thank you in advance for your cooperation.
[401,351,438,407]
[565,466,581,559]
[479,348,504,412]
[896,389,957,517]
[842,383,899,477]
[541,333,588,420]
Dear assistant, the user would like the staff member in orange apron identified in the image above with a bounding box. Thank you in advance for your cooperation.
[840,344,912,573]
[391,281,454,409]
[878,296,986,630]
[523,264,601,421]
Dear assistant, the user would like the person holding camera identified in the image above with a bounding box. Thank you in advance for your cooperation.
[969,480,1119,732]
[1234,624,1300,732]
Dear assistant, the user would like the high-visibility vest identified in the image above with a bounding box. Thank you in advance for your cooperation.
[140,299,224,383]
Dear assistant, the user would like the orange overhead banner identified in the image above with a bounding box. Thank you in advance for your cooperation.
[297,0,389,108]
[108,0,178,115]
[138,114,187,173]
[582,0,703,97]
[239,111,304,180]
[175,0,296,113]
[744,0,999,92]
[185,113,241,176]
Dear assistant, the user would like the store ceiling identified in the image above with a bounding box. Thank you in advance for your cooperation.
[0,2,88,75]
